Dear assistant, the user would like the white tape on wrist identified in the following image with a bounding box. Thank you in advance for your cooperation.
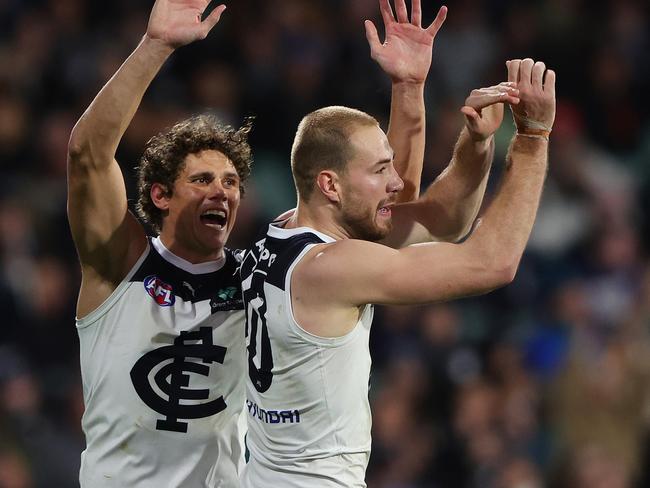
[514,114,553,132]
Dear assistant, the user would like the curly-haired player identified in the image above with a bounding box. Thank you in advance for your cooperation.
[67,1,250,486]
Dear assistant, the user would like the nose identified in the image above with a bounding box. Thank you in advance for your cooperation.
[389,167,404,194]
[208,180,227,200]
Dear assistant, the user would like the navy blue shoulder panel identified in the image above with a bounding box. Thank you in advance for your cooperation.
[129,239,243,311]
[242,227,325,292]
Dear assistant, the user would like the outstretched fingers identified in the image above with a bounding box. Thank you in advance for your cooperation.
[364,20,382,55]
[395,0,409,23]
[201,4,226,36]
[425,6,448,37]
[411,0,422,26]
[379,0,396,27]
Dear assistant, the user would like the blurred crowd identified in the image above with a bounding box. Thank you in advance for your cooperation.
[1,0,649,487]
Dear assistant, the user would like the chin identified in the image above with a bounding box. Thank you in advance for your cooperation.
[342,208,391,242]
[354,224,390,243]
[200,232,228,254]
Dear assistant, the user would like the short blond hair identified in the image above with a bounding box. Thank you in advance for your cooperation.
[291,106,378,202]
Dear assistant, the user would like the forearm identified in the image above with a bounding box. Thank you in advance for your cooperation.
[387,82,425,203]
[419,127,494,241]
[469,134,548,274]
[69,36,174,164]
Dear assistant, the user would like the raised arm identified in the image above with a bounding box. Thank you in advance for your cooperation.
[386,81,520,245]
[295,58,555,336]
[365,0,447,203]
[67,0,225,313]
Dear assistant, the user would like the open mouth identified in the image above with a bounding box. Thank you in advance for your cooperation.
[200,209,227,229]
[378,202,394,217]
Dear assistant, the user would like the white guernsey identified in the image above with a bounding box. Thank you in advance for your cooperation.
[77,238,246,487]
[66,1,253,485]
[241,224,373,487]
[239,53,555,486]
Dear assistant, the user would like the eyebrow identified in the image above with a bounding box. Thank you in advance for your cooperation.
[189,171,215,179]
[373,158,392,167]
[373,151,395,167]
[189,170,239,180]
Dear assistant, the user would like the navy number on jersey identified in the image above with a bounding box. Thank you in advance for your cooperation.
[241,239,275,392]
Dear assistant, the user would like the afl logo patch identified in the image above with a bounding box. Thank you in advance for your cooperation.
[144,275,175,306]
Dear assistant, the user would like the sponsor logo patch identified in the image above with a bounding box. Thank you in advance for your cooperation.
[144,275,175,306]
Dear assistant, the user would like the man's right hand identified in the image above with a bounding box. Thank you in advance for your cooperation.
[146,0,226,49]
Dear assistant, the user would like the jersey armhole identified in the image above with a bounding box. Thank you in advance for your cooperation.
[283,244,368,347]
[76,243,151,329]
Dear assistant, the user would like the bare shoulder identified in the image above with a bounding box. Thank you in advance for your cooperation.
[76,213,148,318]
[299,239,397,275]
[293,239,398,304]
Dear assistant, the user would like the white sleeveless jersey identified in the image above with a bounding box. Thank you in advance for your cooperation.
[240,224,374,488]
[76,237,246,487]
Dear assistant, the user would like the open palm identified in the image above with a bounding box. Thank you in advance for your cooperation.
[147,0,225,48]
[365,0,447,84]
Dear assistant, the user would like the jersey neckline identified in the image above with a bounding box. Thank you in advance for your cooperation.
[152,236,226,274]
[267,221,336,243]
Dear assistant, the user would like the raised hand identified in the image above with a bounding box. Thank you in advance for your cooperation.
[461,82,520,142]
[506,58,556,136]
[365,0,447,84]
[146,0,226,49]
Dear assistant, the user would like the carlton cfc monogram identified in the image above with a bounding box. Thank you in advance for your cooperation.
[130,327,228,432]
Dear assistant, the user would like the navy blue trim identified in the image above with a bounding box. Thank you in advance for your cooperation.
[130,239,243,311]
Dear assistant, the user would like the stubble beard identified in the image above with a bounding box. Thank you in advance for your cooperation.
[340,200,391,242]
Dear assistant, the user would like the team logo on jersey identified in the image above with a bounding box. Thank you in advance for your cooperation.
[144,275,175,306]
[130,327,227,433]
[217,286,238,301]
[210,286,242,312]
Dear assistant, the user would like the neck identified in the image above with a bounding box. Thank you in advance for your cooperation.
[287,201,350,241]
[157,232,225,264]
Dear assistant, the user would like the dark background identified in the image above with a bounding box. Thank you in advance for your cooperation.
[1,0,649,486]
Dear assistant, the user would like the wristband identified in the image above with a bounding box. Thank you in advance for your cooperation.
[516,128,550,141]
[514,114,552,132]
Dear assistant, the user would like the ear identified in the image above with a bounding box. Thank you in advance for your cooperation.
[315,170,341,203]
[151,183,171,211]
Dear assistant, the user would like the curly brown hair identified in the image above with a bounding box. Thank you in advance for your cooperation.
[135,114,253,234]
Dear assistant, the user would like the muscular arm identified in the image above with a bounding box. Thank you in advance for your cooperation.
[387,127,494,244]
[365,0,447,203]
[294,58,555,337]
[386,81,520,246]
[67,0,225,315]
[67,37,174,278]
[386,82,426,202]
[303,135,547,303]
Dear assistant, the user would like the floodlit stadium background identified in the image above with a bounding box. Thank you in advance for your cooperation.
[1,0,649,486]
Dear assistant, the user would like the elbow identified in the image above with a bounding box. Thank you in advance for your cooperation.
[494,261,518,287]
[68,124,90,164]
[68,119,108,168]
[469,246,520,292]
[488,256,520,289]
